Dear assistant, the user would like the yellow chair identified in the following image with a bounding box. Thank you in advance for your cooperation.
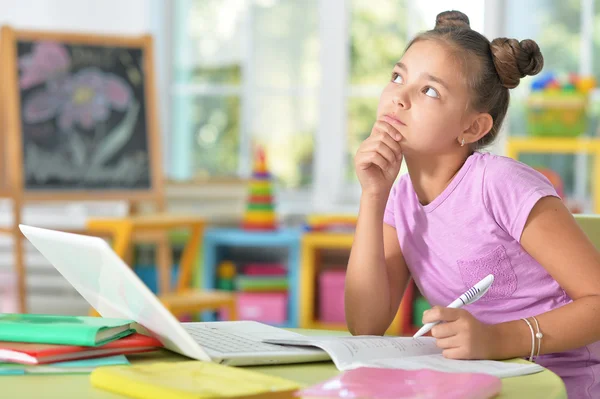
[86,213,236,320]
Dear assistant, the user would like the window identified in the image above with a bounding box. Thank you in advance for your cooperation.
[170,0,243,181]
[170,0,318,189]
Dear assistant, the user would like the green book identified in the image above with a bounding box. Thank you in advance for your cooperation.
[235,276,289,291]
[0,314,135,347]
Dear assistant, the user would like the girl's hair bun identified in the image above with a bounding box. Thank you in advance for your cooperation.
[435,10,470,30]
[490,38,544,89]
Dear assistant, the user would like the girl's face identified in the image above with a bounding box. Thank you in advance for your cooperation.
[377,40,475,155]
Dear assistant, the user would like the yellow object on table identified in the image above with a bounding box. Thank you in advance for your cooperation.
[86,213,236,320]
[91,361,300,399]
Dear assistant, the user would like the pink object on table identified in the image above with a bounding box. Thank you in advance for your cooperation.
[237,292,287,324]
[243,263,287,276]
[296,367,502,399]
[318,270,346,324]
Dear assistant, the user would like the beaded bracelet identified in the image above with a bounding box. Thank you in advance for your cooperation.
[521,317,536,362]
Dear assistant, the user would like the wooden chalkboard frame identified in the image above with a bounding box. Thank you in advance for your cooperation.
[0,26,166,312]
[0,26,164,201]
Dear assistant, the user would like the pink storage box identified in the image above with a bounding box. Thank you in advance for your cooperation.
[319,269,346,323]
[236,292,288,324]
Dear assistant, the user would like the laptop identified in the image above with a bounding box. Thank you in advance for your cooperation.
[19,224,330,366]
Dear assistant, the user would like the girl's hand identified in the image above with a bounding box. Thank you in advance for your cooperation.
[354,120,403,198]
[423,306,500,360]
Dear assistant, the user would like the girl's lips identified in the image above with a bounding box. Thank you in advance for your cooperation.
[382,114,406,126]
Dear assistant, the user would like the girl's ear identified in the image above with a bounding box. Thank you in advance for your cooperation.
[462,113,493,145]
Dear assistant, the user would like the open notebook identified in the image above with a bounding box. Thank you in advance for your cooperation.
[263,335,544,378]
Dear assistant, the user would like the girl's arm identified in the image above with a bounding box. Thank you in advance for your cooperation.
[491,196,600,358]
[345,193,410,336]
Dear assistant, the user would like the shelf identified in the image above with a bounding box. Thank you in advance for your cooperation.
[204,227,302,247]
[302,232,354,248]
[201,227,302,327]
[506,137,600,154]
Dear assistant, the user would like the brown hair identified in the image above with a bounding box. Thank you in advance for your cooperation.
[406,10,544,148]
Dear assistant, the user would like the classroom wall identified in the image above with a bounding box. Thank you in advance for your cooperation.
[0,0,152,34]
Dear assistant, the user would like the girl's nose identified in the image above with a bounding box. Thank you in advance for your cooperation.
[392,91,409,109]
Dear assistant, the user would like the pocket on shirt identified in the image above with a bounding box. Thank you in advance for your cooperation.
[457,245,517,300]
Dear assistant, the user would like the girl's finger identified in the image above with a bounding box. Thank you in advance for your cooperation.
[360,139,398,165]
[373,120,402,141]
[442,347,467,359]
[423,306,463,324]
[356,151,389,172]
[369,129,403,160]
[430,322,457,339]
[378,115,406,136]
[435,335,461,349]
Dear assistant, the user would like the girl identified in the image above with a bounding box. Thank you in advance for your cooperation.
[345,10,600,399]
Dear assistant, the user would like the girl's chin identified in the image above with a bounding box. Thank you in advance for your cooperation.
[398,142,413,153]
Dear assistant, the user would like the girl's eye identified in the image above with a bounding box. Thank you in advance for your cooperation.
[424,87,439,98]
[391,72,403,84]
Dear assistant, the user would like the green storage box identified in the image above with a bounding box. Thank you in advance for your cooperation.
[526,92,588,137]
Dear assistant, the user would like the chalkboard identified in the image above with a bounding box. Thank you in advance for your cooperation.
[16,39,153,191]
[0,27,163,198]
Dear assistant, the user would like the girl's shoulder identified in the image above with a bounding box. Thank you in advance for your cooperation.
[473,151,533,172]
[472,151,551,189]
[475,151,559,240]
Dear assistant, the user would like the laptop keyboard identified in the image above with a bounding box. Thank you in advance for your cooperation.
[183,325,289,354]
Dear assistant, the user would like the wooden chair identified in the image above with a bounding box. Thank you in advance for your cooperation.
[86,213,236,319]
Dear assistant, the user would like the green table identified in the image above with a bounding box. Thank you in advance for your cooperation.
[1,329,567,399]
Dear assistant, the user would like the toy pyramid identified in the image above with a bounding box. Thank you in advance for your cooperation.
[241,146,277,230]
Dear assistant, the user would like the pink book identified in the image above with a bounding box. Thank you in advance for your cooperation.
[296,367,502,399]
[243,263,287,276]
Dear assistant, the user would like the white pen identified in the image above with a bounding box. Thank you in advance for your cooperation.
[413,274,495,338]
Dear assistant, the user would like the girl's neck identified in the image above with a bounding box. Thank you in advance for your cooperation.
[404,150,474,206]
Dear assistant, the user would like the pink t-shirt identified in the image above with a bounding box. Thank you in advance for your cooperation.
[384,151,599,398]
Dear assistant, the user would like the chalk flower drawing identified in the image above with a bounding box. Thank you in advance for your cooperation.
[23,66,132,130]
[18,41,145,186]
[19,41,70,90]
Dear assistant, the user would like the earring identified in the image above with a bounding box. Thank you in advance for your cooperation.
[461,138,465,147]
